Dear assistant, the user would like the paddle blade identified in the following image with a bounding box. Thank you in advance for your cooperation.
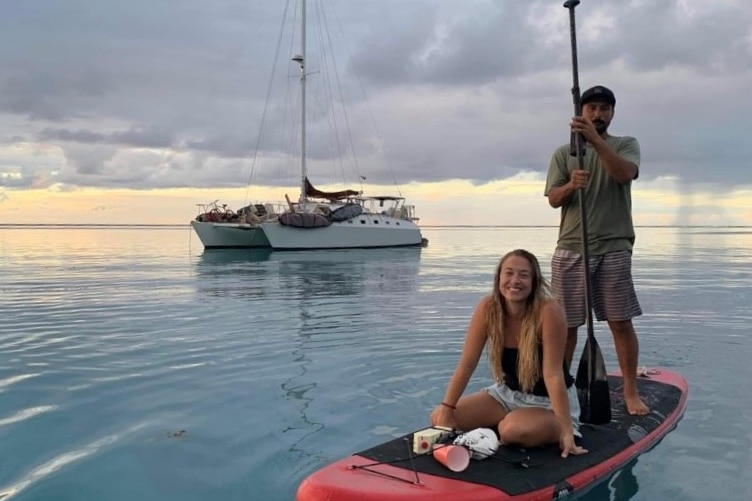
[575,335,612,424]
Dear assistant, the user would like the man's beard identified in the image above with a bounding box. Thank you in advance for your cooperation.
[593,120,609,134]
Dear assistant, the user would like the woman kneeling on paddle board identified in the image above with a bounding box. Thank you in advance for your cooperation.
[431,249,587,459]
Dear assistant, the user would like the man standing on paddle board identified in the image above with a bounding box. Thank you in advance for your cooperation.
[544,85,649,416]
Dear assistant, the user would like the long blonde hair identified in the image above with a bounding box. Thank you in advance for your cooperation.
[484,249,552,392]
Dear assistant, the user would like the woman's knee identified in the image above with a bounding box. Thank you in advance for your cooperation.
[498,412,558,447]
[498,415,530,445]
[456,392,506,430]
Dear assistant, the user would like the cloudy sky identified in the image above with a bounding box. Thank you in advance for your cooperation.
[1,0,751,226]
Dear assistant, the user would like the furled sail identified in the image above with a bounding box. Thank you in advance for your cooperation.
[304,178,360,201]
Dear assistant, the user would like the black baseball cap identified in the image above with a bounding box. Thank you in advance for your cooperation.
[580,86,615,106]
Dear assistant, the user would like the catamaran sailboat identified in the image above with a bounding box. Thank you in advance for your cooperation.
[191,0,424,250]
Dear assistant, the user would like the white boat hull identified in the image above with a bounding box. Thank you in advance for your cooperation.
[261,214,422,250]
[191,220,271,248]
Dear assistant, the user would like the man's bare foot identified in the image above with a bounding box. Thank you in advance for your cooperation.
[625,393,649,415]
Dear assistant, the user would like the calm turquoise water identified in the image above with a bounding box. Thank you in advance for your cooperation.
[1,226,750,501]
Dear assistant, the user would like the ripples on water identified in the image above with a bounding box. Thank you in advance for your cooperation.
[0,226,750,501]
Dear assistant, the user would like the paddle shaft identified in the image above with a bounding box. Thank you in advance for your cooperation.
[564,0,597,378]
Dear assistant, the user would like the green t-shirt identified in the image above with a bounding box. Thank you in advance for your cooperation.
[544,135,640,255]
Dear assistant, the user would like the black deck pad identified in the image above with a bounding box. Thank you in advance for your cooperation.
[356,376,681,496]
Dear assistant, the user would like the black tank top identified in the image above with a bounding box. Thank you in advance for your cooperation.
[502,347,574,397]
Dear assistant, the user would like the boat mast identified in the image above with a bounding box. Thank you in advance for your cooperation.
[292,0,308,202]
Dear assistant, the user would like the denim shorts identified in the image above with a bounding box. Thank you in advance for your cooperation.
[485,382,582,437]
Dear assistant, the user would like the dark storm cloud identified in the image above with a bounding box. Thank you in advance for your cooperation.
[0,0,750,191]
[351,1,752,85]
[587,2,751,75]
[0,70,109,121]
[40,127,174,149]
[350,2,553,86]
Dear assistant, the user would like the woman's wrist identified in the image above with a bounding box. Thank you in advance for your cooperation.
[554,413,573,432]
[440,401,457,410]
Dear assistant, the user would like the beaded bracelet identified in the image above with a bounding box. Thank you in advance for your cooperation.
[440,402,457,410]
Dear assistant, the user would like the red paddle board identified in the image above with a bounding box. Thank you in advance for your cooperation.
[296,368,687,501]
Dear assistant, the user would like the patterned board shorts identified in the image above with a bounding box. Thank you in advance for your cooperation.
[485,382,582,437]
[551,248,642,327]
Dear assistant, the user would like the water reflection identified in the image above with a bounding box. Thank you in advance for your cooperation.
[281,342,324,475]
[193,247,425,470]
[184,248,422,473]
[197,248,274,265]
[194,248,422,300]
[579,458,639,500]
[193,249,273,299]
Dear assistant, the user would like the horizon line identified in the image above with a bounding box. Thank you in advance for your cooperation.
[1,224,751,229]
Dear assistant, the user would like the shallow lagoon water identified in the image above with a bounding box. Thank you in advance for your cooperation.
[0,226,750,500]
